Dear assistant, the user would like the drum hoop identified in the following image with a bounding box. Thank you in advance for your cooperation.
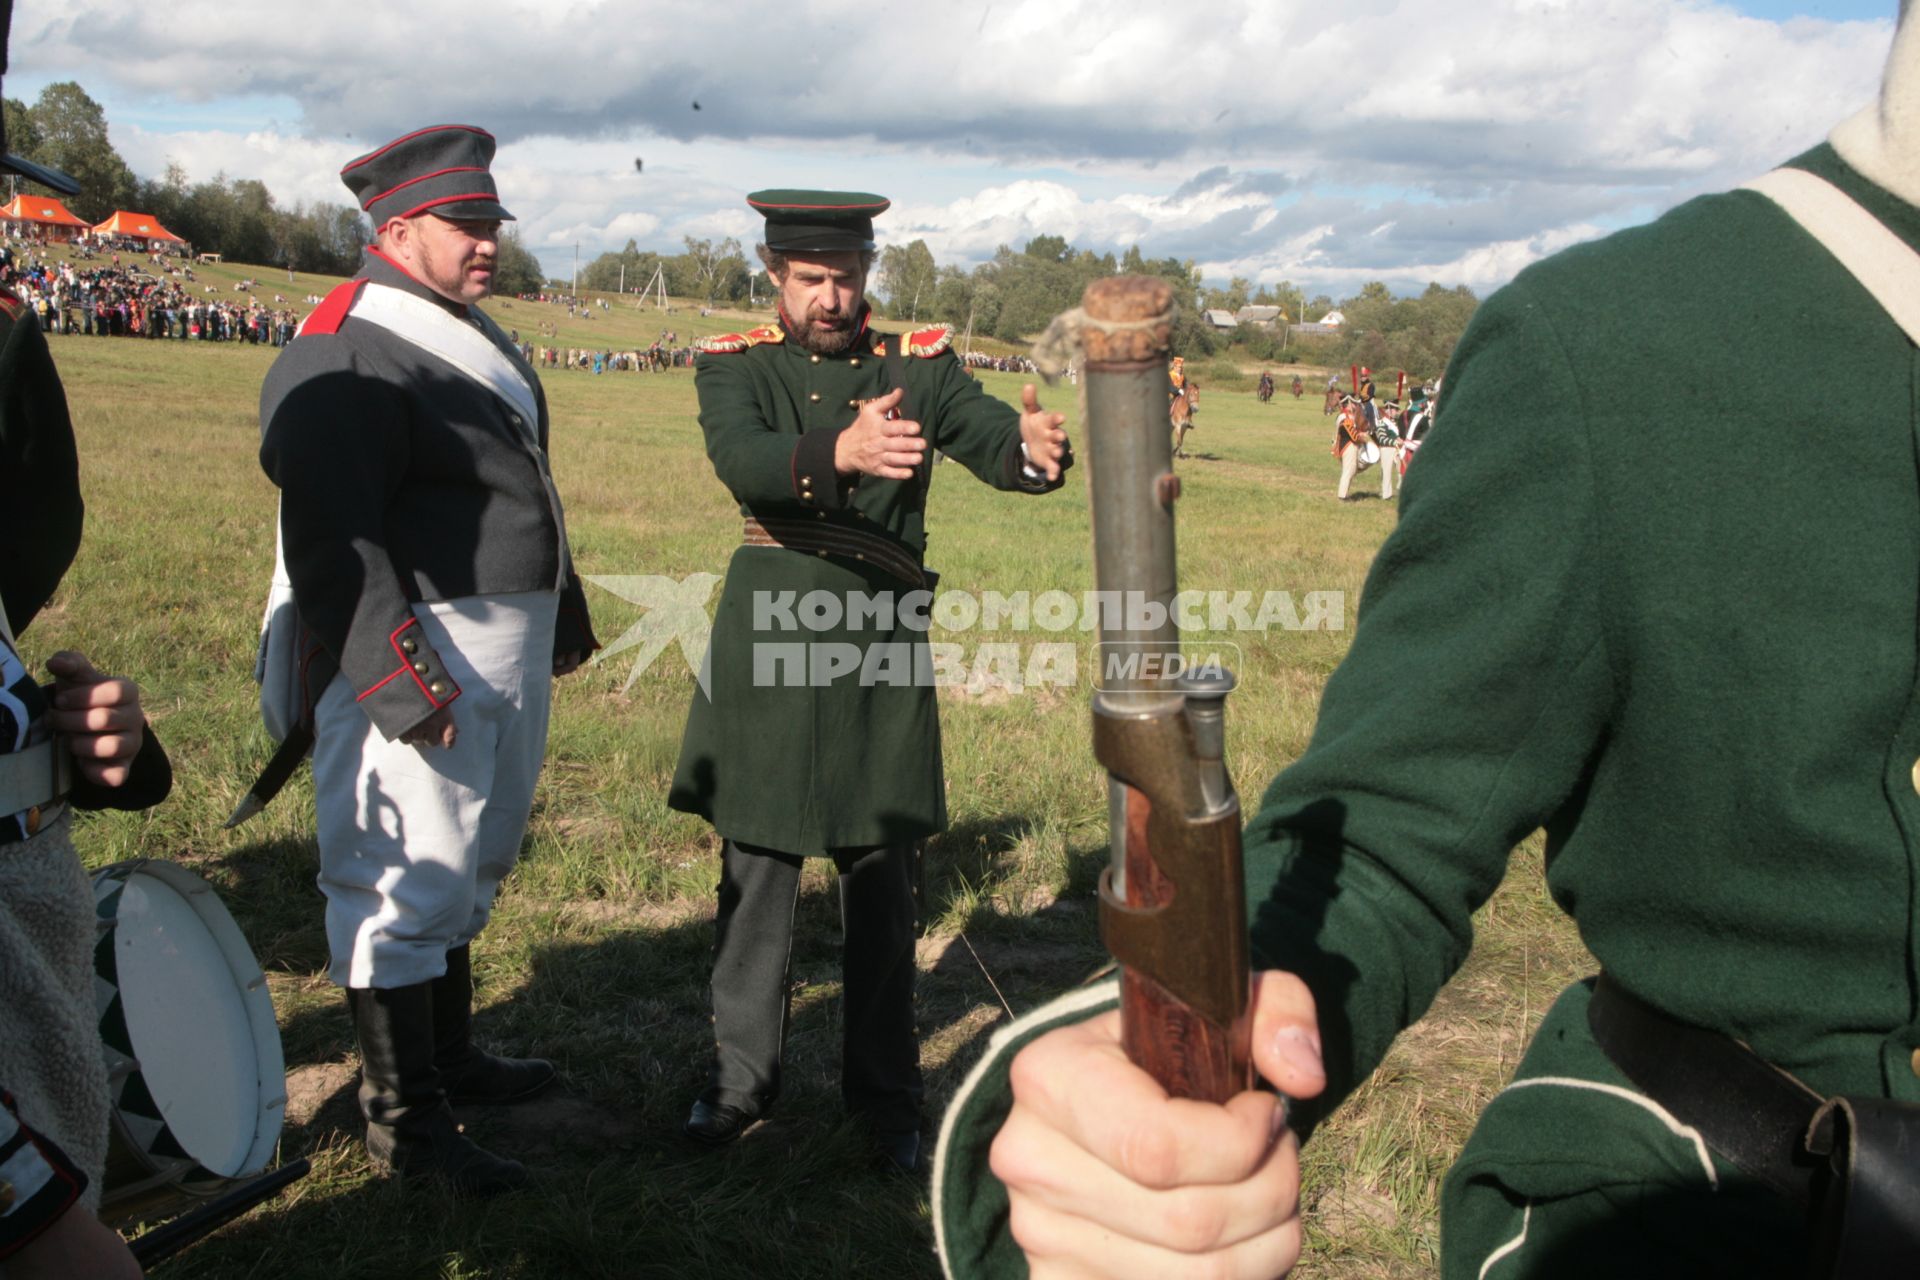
[93,859,286,1194]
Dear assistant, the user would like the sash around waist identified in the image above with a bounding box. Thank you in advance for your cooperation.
[742,516,926,589]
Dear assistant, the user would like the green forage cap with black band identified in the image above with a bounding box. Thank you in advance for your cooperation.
[748,190,890,252]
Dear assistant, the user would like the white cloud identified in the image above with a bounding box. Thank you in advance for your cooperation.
[9,0,1895,294]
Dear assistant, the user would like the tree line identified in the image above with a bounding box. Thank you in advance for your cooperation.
[583,221,1480,378]
[1,80,1477,371]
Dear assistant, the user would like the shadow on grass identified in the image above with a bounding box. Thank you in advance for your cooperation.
[166,906,943,1278]
[170,812,1127,1277]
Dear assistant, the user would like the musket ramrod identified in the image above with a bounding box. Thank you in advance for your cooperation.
[1073,276,1253,1101]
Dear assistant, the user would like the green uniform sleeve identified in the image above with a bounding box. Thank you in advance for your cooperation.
[1243,276,1618,1137]
[696,351,848,510]
[921,355,1068,494]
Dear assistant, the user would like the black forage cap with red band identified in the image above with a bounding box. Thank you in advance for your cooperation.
[342,124,515,226]
[748,189,890,252]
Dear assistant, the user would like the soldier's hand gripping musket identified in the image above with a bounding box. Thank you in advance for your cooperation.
[1078,276,1253,1101]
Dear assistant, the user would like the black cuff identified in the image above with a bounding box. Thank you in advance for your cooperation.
[792,427,851,509]
[1000,437,1073,493]
[556,588,600,658]
[69,719,171,812]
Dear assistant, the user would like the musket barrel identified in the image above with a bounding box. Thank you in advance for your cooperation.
[1083,363,1179,699]
[1074,276,1253,1101]
[1082,277,1181,902]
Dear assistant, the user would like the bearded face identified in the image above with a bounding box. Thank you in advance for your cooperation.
[773,251,866,355]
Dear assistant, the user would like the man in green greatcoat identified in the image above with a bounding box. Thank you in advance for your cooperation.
[932,10,1920,1278]
[669,190,1072,1171]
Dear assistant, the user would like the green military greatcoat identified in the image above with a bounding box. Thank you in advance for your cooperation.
[670,311,1064,856]
[935,143,1920,1277]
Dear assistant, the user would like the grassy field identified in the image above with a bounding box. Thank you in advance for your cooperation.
[37,257,1589,1278]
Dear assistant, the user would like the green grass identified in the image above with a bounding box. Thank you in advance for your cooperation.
[35,281,1589,1277]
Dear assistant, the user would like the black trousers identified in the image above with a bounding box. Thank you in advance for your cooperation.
[702,838,922,1133]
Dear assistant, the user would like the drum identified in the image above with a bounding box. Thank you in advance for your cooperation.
[91,860,287,1224]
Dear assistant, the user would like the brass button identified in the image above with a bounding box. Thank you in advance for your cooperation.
[1911,757,1920,796]
[816,550,829,558]
[809,354,821,364]
[815,512,827,520]
[429,681,448,697]
[1910,1046,1920,1078]
[25,806,39,836]
[808,392,821,404]
[0,1178,13,1212]
[413,661,429,675]
[855,553,866,561]
[848,399,859,408]
[402,638,419,655]
[849,358,862,368]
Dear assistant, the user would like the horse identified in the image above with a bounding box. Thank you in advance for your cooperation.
[1323,383,1342,416]
[1170,380,1201,458]
[1257,372,1274,404]
[1292,375,1304,399]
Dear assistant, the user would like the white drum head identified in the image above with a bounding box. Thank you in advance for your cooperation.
[95,861,284,1187]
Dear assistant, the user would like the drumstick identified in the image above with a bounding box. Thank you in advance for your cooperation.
[126,1158,311,1269]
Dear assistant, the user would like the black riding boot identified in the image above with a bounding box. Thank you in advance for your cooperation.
[430,945,556,1106]
[346,984,528,1197]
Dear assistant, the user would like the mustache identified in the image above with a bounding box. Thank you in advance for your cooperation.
[468,258,497,271]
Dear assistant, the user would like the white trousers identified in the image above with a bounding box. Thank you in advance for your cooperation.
[1337,442,1396,499]
[313,591,558,988]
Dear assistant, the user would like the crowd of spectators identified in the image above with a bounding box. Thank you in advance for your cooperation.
[962,351,1039,375]
[0,240,302,346]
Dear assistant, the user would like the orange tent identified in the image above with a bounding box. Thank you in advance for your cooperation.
[0,194,91,240]
[91,210,185,244]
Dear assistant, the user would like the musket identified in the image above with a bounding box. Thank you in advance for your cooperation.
[1075,277,1252,1101]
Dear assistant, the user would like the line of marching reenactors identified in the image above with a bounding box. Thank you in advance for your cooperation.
[1332,364,1438,500]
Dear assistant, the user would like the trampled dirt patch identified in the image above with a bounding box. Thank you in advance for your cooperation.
[284,1061,357,1131]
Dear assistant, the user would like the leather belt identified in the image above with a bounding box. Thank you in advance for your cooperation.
[742,516,927,589]
[1588,973,1825,1209]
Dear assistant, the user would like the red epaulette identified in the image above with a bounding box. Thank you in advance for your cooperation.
[901,324,954,358]
[300,278,369,337]
[695,324,785,355]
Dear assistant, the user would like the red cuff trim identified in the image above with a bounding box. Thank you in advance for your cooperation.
[356,666,407,701]
[395,619,456,707]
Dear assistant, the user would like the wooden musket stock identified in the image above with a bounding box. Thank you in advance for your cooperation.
[1077,276,1253,1102]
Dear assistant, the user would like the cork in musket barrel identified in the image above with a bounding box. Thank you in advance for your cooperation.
[1081,276,1175,366]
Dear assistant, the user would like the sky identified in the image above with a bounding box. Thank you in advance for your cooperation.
[5,0,1901,301]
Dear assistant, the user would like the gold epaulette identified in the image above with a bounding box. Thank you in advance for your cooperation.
[695,323,785,355]
[903,325,953,358]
